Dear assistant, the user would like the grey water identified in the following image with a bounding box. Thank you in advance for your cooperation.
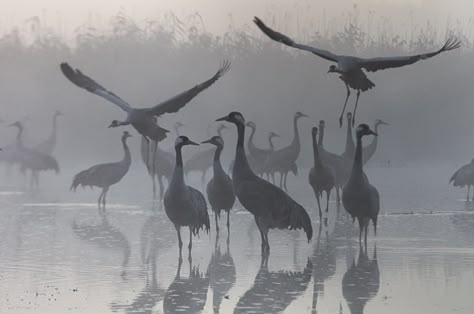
[0,164,473,314]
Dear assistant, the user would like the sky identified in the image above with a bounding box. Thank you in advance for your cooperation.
[1,0,473,40]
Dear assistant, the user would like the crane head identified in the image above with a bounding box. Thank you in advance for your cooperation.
[245,121,256,129]
[269,131,279,139]
[328,64,339,73]
[295,112,308,119]
[175,135,199,148]
[356,124,377,138]
[216,112,245,126]
[201,136,224,147]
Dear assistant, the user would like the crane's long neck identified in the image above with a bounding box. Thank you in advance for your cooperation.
[247,126,256,152]
[233,123,254,179]
[291,116,301,149]
[345,120,355,155]
[122,137,132,167]
[312,132,323,168]
[352,135,364,176]
[15,125,24,149]
[213,146,225,174]
[171,146,185,186]
[371,122,380,147]
[318,125,324,147]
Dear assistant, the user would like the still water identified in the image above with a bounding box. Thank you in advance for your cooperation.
[0,164,473,313]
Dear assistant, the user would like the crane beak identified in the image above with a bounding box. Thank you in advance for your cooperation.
[301,113,309,118]
[370,130,378,136]
[381,121,389,126]
[216,115,228,122]
[201,138,213,144]
[187,140,199,146]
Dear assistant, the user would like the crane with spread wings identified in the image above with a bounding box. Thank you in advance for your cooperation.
[253,17,460,127]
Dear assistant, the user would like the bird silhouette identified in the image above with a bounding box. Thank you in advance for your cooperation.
[202,136,236,236]
[342,124,380,246]
[163,259,209,314]
[309,126,336,223]
[72,211,131,277]
[34,110,63,155]
[185,124,229,187]
[164,136,210,260]
[342,246,380,314]
[207,238,236,314]
[217,111,312,254]
[254,16,460,127]
[362,119,389,165]
[264,112,307,191]
[233,256,312,313]
[71,131,132,210]
[10,121,59,188]
[450,159,474,202]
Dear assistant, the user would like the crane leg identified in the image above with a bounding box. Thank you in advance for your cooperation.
[364,220,369,248]
[175,225,183,261]
[214,210,220,235]
[151,140,158,195]
[314,190,323,222]
[283,172,288,191]
[98,189,104,210]
[188,226,193,262]
[226,210,230,233]
[102,186,109,209]
[352,90,361,127]
[358,218,364,245]
[336,186,341,204]
[157,175,164,202]
[201,170,207,189]
[339,83,351,128]
[467,185,470,202]
[255,217,266,254]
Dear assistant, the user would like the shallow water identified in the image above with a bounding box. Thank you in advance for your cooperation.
[0,165,473,314]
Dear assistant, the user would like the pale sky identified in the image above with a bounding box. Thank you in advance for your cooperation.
[1,0,473,40]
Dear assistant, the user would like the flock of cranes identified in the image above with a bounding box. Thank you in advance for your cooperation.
[0,16,465,263]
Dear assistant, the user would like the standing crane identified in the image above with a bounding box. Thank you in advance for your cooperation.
[308,127,336,223]
[202,136,235,235]
[362,119,389,164]
[253,17,460,127]
[264,112,307,190]
[450,159,474,202]
[342,112,356,160]
[216,111,312,254]
[71,131,132,209]
[10,121,59,188]
[342,124,380,246]
[185,124,228,187]
[34,110,63,155]
[164,136,210,260]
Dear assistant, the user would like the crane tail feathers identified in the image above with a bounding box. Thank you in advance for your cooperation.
[288,205,313,242]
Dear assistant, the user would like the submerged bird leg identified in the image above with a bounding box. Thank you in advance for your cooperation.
[352,90,361,127]
[358,218,364,245]
[98,189,105,210]
[214,211,220,235]
[339,82,351,128]
[175,225,183,261]
[102,186,109,209]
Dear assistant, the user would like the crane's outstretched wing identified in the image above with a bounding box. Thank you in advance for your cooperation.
[359,37,461,72]
[147,60,231,116]
[253,17,339,62]
[60,63,132,112]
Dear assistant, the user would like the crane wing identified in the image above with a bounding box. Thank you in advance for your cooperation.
[358,37,461,72]
[60,63,132,112]
[147,60,231,117]
[253,17,339,62]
